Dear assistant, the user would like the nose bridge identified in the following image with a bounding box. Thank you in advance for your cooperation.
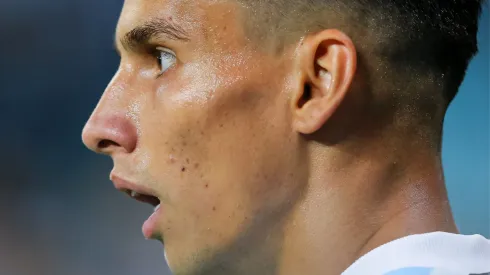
[99,70,132,111]
[82,70,138,155]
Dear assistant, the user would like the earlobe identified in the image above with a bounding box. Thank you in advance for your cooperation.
[292,29,357,135]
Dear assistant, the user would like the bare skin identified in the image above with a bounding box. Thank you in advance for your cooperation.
[82,0,458,274]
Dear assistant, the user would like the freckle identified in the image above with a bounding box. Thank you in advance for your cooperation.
[219,124,224,128]
[200,131,204,135]
[205,184,209,188]
[182,167,186,172]
[186,158,190,164]
[194,163,199,169]
[212,207,216,211]
[183,141,187,146]
[223,26,227,31]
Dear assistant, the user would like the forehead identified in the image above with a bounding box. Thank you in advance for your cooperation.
[117,0,247,48]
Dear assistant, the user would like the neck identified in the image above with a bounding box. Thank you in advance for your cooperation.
[277,141,457,275]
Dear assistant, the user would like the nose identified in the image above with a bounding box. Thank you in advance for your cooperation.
[82,112,138,155]
[83,69,139,155]
[83,69,139,156]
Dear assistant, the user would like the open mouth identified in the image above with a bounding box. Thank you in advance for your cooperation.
[124,189,161,210]
[122,189,163,239]
[110,175,164,239]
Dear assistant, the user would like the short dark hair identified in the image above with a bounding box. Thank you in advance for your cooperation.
[238,0,484,109]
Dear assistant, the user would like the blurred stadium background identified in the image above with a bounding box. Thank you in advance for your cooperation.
[0,1,487,275]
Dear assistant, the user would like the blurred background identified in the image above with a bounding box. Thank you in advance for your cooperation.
[0,1,488,275]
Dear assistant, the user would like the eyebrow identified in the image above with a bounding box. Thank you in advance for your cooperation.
[116,17,190,54]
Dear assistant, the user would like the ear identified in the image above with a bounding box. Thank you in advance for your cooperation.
[291,29,357,134]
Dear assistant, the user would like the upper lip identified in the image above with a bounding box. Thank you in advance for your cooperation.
[110,173,160,207]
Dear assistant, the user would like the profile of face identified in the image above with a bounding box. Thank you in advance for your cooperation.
[82,0,355,274]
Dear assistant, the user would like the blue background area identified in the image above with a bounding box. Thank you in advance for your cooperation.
[443,6,489,237]
[0,1,487,275]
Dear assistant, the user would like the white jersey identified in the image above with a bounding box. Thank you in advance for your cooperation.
[342,232,490,275]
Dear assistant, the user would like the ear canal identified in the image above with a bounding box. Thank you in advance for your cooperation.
[298,84,312,108]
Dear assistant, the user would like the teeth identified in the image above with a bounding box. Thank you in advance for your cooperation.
[131,191,139,197]
[154,204,161,212]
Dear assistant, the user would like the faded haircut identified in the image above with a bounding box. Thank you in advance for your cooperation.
[237,0,485,133]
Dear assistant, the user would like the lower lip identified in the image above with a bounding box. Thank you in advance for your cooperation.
[142,206,162,239]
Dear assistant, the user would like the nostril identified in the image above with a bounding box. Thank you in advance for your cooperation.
[82,112,138,154]
[98,139,120,150]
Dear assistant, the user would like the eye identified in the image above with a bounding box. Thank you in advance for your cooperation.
[156,47,176,75]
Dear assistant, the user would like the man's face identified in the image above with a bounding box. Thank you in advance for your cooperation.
[83,0,305,273]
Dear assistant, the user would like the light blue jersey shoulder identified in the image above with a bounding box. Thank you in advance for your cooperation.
[385,267,490,275]
[384,267,433,275]
[342,232,490,275]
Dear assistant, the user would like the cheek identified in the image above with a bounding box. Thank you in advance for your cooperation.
[140,109,248,251]
[138,86,220,211]
[140,59,258,187]
[135,55,302,250]
[141,109,207,191]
